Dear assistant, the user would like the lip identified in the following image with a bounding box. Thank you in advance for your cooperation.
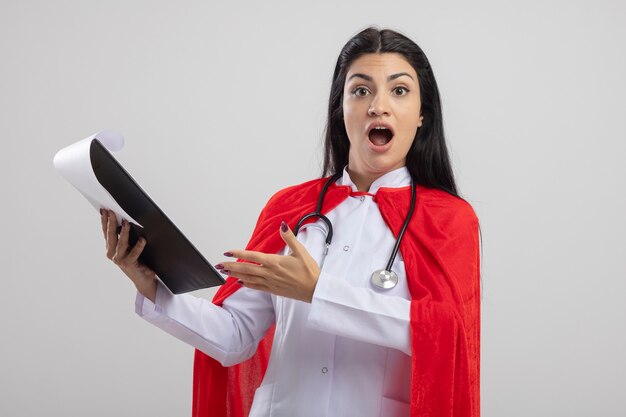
[366,121,395,137]
[366,121,395,153]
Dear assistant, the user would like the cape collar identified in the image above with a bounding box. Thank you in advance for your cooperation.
[339,165,411,194]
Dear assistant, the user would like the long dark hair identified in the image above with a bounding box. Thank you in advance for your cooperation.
[322,27,459,197]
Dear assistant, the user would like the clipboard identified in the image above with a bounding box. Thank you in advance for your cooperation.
[54,132,225,294]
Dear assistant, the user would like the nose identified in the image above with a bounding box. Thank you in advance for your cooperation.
[368,93,391,117]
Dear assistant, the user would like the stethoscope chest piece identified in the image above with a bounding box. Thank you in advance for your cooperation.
[371,269,398,290]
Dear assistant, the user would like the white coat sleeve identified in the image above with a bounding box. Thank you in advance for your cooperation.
[306,271,412,355]
[135,280,275,366]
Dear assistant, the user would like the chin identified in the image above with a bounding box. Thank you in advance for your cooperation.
[367,152,405,169]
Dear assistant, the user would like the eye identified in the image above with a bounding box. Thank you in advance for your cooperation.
[352,87,370,97]
[393,86,410,96]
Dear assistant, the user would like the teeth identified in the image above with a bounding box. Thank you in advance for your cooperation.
[370,126,392,134]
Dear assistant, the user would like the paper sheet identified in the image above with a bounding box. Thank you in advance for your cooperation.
[53,130,143,227]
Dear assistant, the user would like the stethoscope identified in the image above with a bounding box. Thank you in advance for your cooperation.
[293,172,417,290]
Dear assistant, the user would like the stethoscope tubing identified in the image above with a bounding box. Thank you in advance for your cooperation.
[294,172,417,279]
[294,172,343,245]
[384,177,417,271]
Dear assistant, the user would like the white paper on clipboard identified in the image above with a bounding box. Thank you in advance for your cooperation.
[53,130,142,227]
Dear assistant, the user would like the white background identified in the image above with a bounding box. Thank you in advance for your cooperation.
[1,0,625,416]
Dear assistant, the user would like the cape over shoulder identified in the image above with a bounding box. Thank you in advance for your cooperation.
[373,185,481,416]
[376,185,480,302]
[378,184,478,228]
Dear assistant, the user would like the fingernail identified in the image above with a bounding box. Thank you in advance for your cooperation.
[215,263,224,270]
[281,221,288,233]
[223,252,233,257]
[221,270,230,275]
[99,208,103,216]
[122,219,128,227]
[237,280,243,285]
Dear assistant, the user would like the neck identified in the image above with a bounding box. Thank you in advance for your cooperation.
[346,167,378,192]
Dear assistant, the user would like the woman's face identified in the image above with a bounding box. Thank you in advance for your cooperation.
[342,52,423,181]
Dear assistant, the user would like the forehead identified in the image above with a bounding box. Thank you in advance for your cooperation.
[346,53,417,81]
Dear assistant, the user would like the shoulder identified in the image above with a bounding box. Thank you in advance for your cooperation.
[265,178,327,209]
[264,177,329,208]
[416,186,479,229]
[245,177,336,245]
[253,177,329,225]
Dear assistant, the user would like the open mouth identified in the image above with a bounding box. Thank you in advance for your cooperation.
[368,127,394,146]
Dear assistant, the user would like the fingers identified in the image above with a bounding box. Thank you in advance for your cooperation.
[239,279,270,291]
[228,271,270,291]
[215,262,263,287]
[223,220,303,265]
[279,221,303,257]
[106,211,119,259]
[225,249,270,265]
[113,220,131,264]
[219,260,264,277]
[126,237,147,263]
[100,209,108,239]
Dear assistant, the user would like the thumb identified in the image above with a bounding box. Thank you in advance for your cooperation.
[280,221,303,256]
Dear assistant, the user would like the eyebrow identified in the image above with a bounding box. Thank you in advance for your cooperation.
[347,72,414,82]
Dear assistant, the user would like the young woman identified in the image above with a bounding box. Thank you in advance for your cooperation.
[101,27,481,417]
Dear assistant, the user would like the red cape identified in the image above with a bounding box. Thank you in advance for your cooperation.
[192,177,480,417]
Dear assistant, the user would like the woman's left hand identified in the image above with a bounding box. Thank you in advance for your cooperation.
[217,221,320,303]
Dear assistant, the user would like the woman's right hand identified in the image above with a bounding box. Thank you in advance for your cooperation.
[101,209,157,303]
